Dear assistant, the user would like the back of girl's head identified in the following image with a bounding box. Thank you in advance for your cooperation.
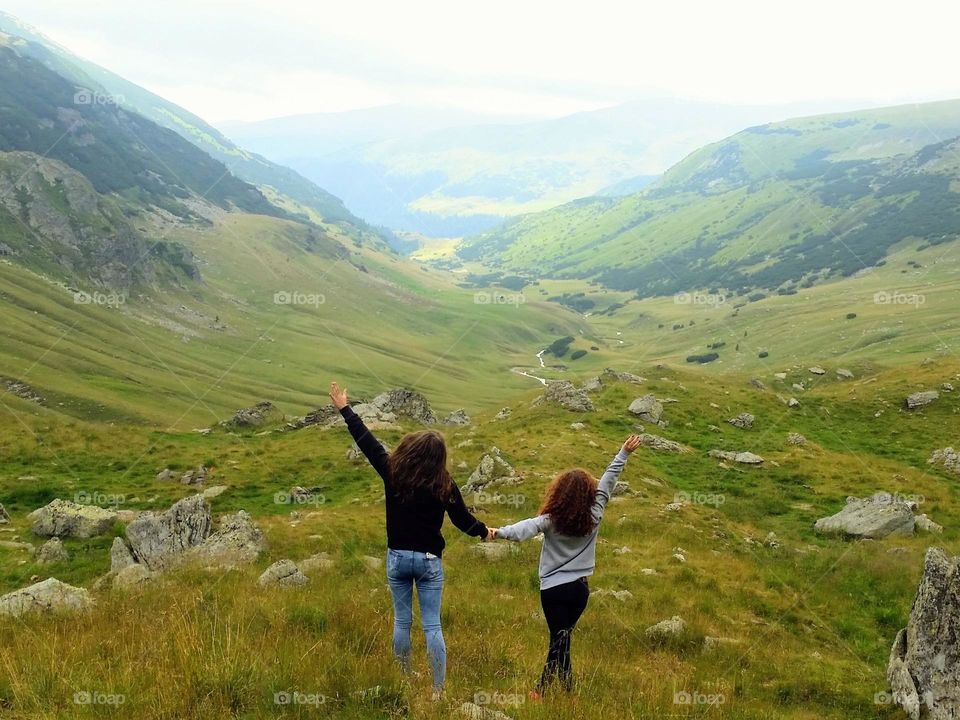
[388,430,453,501]
[540,468,598,536]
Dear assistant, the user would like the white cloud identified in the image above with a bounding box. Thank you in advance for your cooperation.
[5,0,960,122]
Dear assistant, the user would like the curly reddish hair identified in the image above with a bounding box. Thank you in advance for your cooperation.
[540,468,598,537]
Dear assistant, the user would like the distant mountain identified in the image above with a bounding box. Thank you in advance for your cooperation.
[223,98,874,237]
[457,100,960,298]
[0,11,378,233]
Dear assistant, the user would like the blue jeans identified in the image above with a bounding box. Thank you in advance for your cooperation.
[386,548,446,689]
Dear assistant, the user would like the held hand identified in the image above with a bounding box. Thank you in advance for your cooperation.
[485,527,498,541]
[329,381,349,410]
[622,434,642,454]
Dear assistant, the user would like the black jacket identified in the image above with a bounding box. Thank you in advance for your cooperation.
[340,405,487,556]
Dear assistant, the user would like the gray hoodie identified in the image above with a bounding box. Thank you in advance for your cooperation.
[496,449,629,590]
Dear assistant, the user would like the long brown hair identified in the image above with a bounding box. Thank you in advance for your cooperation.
[388,430,454,502]
[540,469,598,537]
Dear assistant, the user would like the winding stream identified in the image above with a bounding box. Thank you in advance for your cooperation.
[511,349,550,385]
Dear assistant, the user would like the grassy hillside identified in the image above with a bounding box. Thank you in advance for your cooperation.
[457,100,960,299]
[1,360,957,718]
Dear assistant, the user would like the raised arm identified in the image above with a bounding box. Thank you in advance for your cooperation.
[330,381,390,483]
[446,483,490,539]
[496,514,550,542]
[593,434,642,519]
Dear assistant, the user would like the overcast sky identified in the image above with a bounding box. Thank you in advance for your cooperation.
[6,0,960,124]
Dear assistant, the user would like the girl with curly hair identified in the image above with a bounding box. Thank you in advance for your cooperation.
[494,434,642,695]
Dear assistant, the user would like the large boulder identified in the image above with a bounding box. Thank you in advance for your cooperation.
[113,563,156,591]
[125,495,212,571]
[929,447,960,477]
[886,548,960,720]
[189,510,266,567]
[29,499,117,538]
[464,448,518,492]
[539,381,594,413]
[110,537,136,572]
[285,404,341,431]
[906,391,939,410]
[814,494,915,539]
[0,578,93,617]
[628,395,663,424]
[223,401,283,428]
[370,389,438,424]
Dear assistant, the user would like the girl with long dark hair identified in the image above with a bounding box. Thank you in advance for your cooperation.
[329,382,493,697]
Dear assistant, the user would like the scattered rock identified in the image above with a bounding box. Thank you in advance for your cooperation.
[593,588,633,601]
[0,504,9,524]
[29,499,117,538]
[538,381,594,413]
[628,395,663,424]
[494,407,512,420]
[814,494,916,539]
[728,412,755,429]
[180,465,207,485]
[458,701,514,720]
[581,376,603,393]
[928,448,960,477]
[809,366,826,375]
[941,383,955,393]
[258,559,308,587]
[125,495,213,571]
[750,377,766,390]
[708,450,764,465]
[0,578,92,617]
[886,547,960,720]
[155,468,177,482]
[774,372,788,380]
[788,398,801,408]
[764,532,780,549]
[612,481,632,497]
[444,409,471,426]
[603,368,645,384]
[905,391,939,410]
[36,537,69,564]
[638,433,690,453]
[224,401,283,428]
[787,432,807,446]
[464,448,518,491]
[570,422,586,430]
[201,485,229,499]
[645,615,686,638]
[836,369,854,379]
[2,377,44,404]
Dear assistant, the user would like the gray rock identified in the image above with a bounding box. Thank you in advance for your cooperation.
[36,537,69,565]
[155,468,177,482]
[928,447,960,477]
[125,495,212,571]
[494,407,512,420]
[886,548,960,720]
[110,537,136,572]
[836,368,854,379]
[189,510,266,567]
[728,413,755,429]
[645,615,686,638]
[370,389,439,424]
[0,503,9,524]
[787,432,807,446]
[915,514,943,534]
[612,481,632,497]
[750,377,766,390]
[942,383,955,393]
[298,553,334,574]
[180,466,207,485]
[906,391,939,410]
[814,494,915,539]
[809,366,826,375]
[464,447,518,491]
[539,380,594,412]
[628,395,663,424]
[29,499,117,538]
[201,485,229,499]
[224,401,283,428]
[570,422,586,430]
[0,578,93,617]
[639,433,690,453]
[788,398,801,408]
[113,563,155,591]
[444,408,471,426]
[602,368,645,384]
[458,702,514,720]
[709,449,764,465]
[258,559,308,587]
[581,376,603,393]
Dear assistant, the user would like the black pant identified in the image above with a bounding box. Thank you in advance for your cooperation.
[538,577,590,692]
